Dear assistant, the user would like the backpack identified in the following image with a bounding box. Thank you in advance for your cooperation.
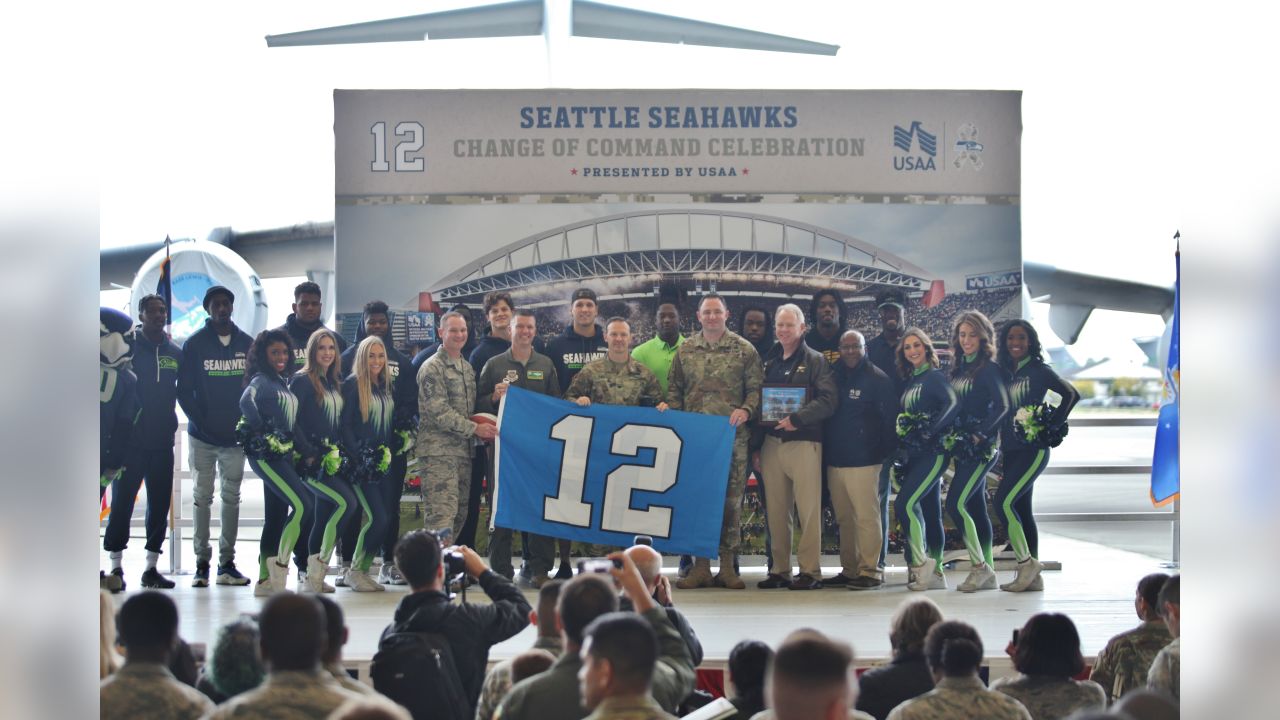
[370,611,470,720]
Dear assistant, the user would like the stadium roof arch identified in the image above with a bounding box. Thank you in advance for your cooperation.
[430,209,937,304]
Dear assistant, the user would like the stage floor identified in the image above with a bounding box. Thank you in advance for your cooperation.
[100,528,1170,676]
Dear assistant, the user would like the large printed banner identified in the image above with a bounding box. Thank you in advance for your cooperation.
[335,89,1020,197]
[493,386,735,557]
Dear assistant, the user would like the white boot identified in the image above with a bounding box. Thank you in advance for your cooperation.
[908,558,937,591]
[958,562,997,592]
[304,555,332,594]
[1001,557,1043,592]
[345,568,385,593]
[267,559,289,593]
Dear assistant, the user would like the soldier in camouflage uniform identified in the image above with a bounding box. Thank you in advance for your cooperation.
[416,311,497,540]
[666,294,763,590]
[1146,574,1180,700]
[568,317,667,409]
[887,620,1032,720]
[1089,573,1174,703]
[206,594,365,719]
[100,592,216,720]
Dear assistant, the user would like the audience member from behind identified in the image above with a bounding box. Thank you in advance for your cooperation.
[991,613,1105,719]
[100,591,214,720]
[378,529,531,716]
[620,543,704,666]
[511,649,557,685]
[475,580,566,720]
[725,640,772,720]
[196,619,264,704]
[752,631,873,720]
[328,694,414,720]
[497,553,695,720]
[1088,573,1173,704]
[1146,574,1180,700]
[206,594,363,718]
[1112,688,1180,720]
[317,596,378,697]
[578,613,674,720]
[856,597,944,720]
[886,620,1031,720]
[100,590,122,679]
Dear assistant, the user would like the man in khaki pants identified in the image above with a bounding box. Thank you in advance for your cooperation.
[750,304,837,591]
[823,330,899,590]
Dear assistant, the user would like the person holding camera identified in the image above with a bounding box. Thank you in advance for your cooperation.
[376,530,531,717]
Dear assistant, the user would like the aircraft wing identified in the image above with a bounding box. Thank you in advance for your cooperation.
[265,0,545,47]
[264,0,838,55]
[1023,261,1174,345]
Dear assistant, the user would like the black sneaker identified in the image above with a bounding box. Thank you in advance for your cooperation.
[756,573,792,589]
[820,573,854,588]
[216,562,251,586]
[141,567,176,589]
[848,576,883,591]
[788,574,820,591]
[192,562,210,588]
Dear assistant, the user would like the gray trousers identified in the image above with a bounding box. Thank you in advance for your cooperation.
[189,436,246,566]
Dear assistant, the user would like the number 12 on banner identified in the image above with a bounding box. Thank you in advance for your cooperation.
[544,415,682,539]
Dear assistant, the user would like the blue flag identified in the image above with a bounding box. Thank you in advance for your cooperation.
[493,385,735,558]
[1151,247,1179,505]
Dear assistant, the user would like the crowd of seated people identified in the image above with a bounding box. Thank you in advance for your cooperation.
[100,556,1179,720]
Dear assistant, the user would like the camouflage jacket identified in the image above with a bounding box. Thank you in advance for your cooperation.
[1146,637,1179,700]
[100,662,215,720]
[566,357,664,407]
[325,663,376,697]
[203,669,365,719]
[1088,619,1173,703]
[667,330,763,437]
[416,348,478,458]
[886,676,1032,720]
[475,636,564,720]
[990,674,1106,720]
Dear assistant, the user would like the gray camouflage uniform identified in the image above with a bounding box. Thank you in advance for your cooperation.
[990,674,1106,720]
[202,669,364,719]
[416,348,479,537]
[1145,637,1179,700]
[584,694,677,720]
[325,663,377,697]
[1088,619,1173,703]
[566,357,664,408]
[100,662,215,720]
[886,676,1032,720]
[667,330,763,557]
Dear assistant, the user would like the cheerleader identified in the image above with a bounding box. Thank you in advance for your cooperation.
[290,329,354,594]
[239,329,308,597]
[892,328,959,591]
[996,320,1079,592]
[339,336,396,592]
[943,311,1010,593]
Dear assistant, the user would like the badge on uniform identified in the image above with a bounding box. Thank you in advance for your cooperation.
[504,370,520,384]
[527,371,544,380]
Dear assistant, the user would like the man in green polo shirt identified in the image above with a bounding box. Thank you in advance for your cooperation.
[630,288,684,395]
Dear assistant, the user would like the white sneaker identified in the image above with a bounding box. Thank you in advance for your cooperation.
[345,569,385,593]
[334,562,351,587]
[1001,557,1044,592]
[958,563,997,592]
[1025,574,1044,592]
[267,560,289,592]
[378,563,407,586]
[908,558,937,591]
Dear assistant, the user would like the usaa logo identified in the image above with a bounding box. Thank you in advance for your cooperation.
[892,121,938,171]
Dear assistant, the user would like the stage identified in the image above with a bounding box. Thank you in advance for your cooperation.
[100,527,1168,681]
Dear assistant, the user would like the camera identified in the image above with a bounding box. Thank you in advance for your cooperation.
[633,535,653,547]
[443,550,467,578]
[577,558,623,574]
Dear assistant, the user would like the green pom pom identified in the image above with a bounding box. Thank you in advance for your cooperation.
[376,445,391,474]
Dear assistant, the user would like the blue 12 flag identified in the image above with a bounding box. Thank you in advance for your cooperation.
[493,385,735,558]
[1151,246,1179,505]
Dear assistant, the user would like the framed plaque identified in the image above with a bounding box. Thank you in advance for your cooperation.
[760,384,809,425]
